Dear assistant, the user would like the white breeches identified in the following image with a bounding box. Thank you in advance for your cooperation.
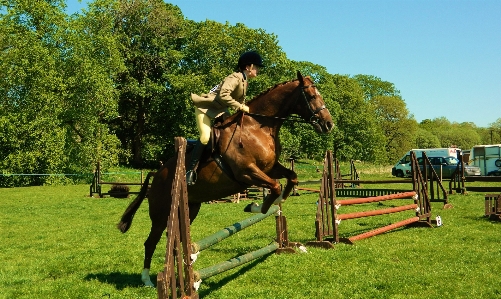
[195,108,211,145]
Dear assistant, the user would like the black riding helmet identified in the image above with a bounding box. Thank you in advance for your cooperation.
[237,51,264,70]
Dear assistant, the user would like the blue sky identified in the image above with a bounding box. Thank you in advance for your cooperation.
[67,0,501,128]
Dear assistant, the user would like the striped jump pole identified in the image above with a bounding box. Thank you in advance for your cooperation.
[187,204,299,294]
[307,150,433,249]
[336,191,417,206]
[344,217,421,244]
[194,242,279,281]
[336,204,419,221]
[191,205,279,253]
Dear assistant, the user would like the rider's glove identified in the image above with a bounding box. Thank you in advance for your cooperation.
[239,105,249,113]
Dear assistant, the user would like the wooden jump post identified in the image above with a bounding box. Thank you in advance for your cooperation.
[89,161,154,198]
[291,152,449,208]
[307,150,433,249]
[157,137,299,299]
[485,194,501,221]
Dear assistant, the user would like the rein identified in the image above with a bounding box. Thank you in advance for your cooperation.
[236,81,326,148]
[244,112,310,123]
[244,83,326,125]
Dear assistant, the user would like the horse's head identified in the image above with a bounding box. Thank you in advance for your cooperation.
[293,71,334,133]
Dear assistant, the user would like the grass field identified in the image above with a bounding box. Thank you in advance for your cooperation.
[1,162,501,299]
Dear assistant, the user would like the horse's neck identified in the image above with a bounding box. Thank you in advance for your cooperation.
[248,82,298,119]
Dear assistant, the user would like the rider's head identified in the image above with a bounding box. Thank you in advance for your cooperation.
[238,51,264,79]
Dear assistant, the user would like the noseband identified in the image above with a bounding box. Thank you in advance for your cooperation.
[300,84,327,125]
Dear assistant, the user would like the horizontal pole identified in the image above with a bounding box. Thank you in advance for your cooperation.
[466,186,501,192]
[337,191,416,206]
[194,242,279,281]
[99,181,149,185]
[337,204,418,220]
[297,180,321,184]
[191,205,279,253]
[465,176,501,182]
[296,187,320,192]
[333,179,412,184]
[348,216,420,242]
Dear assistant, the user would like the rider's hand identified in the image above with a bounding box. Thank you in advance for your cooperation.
[240,105,249,113]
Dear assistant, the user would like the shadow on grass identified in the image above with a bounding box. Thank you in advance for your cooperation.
[198,255,268,298]
[84,272,145,290]
[84,255,269,294]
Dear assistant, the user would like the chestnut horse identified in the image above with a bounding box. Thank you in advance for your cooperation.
[117,71,333,286]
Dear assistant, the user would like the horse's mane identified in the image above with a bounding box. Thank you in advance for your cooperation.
[246,78,300,105]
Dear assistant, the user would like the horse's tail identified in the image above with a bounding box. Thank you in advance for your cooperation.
[117,171,156,233]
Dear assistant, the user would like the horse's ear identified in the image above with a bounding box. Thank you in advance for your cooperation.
[297,71,304,84]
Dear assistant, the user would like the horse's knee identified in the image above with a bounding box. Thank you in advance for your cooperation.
[269,182,282,195]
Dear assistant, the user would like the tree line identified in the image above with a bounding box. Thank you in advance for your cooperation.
[1,0,500,187]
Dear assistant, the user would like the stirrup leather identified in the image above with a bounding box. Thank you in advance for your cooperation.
[186,169,197,186]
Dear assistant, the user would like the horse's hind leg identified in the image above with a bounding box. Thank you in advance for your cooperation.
[141,220,166,287]
[140,203,201,287]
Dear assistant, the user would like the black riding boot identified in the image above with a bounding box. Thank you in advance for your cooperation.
[186,140,205,186]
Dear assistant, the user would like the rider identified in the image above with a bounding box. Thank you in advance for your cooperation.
[186,51,264,186]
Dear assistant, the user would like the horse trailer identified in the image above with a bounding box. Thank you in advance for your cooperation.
[469,144,501,176]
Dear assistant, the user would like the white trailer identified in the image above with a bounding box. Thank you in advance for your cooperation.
[392,148,461,177]
[469,144,501,176]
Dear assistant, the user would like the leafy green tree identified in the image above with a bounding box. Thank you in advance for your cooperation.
[0,0,121,186]
[328,74,386,163]
[485,118,501,144]
[353,74,400,99]
[419,118,482,150]
[0,1,67,186]
[86,0,187,167]
[414,128,441,148]
[370,95,418,163]
[63,0,124,172]
[352,75,416,163]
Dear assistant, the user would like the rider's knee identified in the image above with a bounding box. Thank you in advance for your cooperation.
[199,134,210,145]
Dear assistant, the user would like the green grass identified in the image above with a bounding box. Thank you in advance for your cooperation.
[1,164,501,299]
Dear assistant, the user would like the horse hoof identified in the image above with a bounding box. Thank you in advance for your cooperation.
[244,202,262,213]
[141,269,155,288]
[243,203,253,212]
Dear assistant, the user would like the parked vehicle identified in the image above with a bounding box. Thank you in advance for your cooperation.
[469,144,501,176]
[392,148,461,177]
[417,156,481,179]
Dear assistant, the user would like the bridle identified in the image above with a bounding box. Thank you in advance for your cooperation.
[300,83,327,125]
[244,81,327,126]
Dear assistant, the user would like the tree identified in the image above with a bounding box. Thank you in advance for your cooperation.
[414,128,441,148]
[419,118,482,150]
[370,95,418,163]
[486,118,501,144]
[352,75,416,163]
[353,74,400,100]
[0,0,121,186]
[89,0,187,167]
[328,74,386,163]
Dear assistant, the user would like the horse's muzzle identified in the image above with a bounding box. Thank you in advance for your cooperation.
[312,119,334,133]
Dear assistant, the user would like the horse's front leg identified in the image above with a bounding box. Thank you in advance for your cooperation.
[239,163,297,214]
[267,162,298,202]
[236,164,283,214]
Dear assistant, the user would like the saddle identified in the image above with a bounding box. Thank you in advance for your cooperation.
[186,113,241,183]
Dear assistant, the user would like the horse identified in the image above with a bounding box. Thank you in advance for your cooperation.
[117,71,334,287]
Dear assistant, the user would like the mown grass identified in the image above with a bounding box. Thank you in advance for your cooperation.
[1,162,501,299]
